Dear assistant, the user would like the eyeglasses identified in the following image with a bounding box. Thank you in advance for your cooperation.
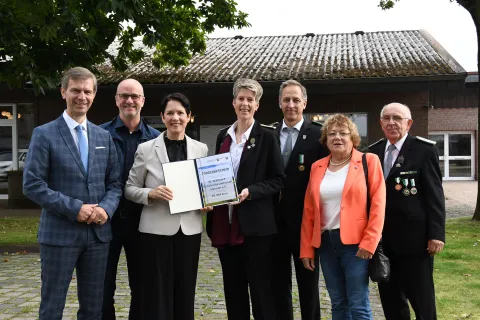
[116,93,144,101]
[381,115,410,123]
[327,131,350,138]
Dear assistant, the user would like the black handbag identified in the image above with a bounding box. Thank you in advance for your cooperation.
[362,153,391,283]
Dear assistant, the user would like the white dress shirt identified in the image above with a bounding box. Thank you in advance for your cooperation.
[384,133,408,168]
[62,110,88,149]
[280,118,304,152]
[227,120,255,179]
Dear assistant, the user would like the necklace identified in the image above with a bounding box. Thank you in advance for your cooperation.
[329,154,352,166]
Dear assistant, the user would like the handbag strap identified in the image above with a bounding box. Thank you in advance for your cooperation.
[362,153,371,220]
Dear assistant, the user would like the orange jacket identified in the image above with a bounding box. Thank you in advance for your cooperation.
[300,149,386,259]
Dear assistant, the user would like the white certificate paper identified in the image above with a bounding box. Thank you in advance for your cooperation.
[196,154,239,207]
[162,153,239,214]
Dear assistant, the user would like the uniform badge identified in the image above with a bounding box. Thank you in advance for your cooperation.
[298,154,305,171]
[394,177,402,191]
[402,178,410,196]
[410,178,417,195]
[303,135,307,140]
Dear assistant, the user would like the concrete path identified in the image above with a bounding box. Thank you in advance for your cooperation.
[0,181,476,319]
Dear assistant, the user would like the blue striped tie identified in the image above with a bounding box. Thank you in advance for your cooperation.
[75,125,88,173]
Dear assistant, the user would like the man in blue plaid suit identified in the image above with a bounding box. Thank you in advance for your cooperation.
[23,67,122,320]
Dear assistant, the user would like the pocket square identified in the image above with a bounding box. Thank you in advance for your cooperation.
[95,146,106,149]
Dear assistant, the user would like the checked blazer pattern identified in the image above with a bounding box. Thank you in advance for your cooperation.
[23,115,122,246]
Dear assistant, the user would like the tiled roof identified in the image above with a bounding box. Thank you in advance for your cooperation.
[96,30,465,85]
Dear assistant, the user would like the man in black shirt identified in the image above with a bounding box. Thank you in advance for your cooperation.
[100,79,160,319]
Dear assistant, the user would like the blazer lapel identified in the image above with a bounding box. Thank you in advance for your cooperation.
[311,158,329,214]
[286,121,308,170]
[185,135,198,160]
[342,149,363,198]
[57,116,87,177]
[154,132,170,163]
[86,121,96,177]
[239,121,261,167]
[388,134,413,178]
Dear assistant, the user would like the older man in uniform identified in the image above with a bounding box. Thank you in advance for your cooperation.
[272,79,328,320]
[368,102,445,320]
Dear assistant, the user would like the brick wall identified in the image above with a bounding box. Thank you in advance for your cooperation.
[428,108,478,132]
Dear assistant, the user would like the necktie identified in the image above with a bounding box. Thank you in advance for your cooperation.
[282,127,294,168]
[75,125,88,173]
[384,144,396,178]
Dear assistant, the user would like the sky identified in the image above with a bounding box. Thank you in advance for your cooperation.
[210,0,478,72]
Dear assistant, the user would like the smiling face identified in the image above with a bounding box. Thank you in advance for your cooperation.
[233,88,259,121]
[380,103,413,144]
[280,85,306,125]
[61,78,96,119]
[326,124,353,158]
[115,79,145,120]
[162,100,191,137]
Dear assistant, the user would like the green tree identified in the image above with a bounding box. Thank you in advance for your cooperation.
[0,0,249,94]
[380,0,480,221]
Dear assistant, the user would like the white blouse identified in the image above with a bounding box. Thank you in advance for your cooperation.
[320,164,350,231]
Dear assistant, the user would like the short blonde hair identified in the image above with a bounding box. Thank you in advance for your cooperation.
[320,114,361,148]
[233,78,263,102]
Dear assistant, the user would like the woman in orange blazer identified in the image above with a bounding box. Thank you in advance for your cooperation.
[300,114,385,320]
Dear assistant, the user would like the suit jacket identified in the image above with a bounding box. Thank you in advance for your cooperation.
[23,116,122,246]
[275,120,329,241]
[300,149,386,259]
[124,132,208,236]
[368,134,446,255]
[206,121,285,237]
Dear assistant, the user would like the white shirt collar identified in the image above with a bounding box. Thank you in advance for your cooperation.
[227,120,255,142]
[385,133,408,152]
[63,110,88,132]
[281,118,304,131]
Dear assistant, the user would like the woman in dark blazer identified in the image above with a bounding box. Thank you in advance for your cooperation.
[206,78,285,320]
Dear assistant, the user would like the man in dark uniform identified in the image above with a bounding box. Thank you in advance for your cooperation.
[368,102,445,320]
[100,79,160,319]
[272,79,329,320]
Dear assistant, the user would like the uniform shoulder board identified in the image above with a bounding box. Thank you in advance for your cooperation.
[416,136,436,145]
[367,138,385,149]
[311,121,323,128]
[219,125,230,132]
[261,123,276,130]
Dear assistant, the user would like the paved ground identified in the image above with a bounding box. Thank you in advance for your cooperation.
[0,181,476,319]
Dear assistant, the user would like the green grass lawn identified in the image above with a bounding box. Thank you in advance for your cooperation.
[0,217,39,247]
[434,218,480,319]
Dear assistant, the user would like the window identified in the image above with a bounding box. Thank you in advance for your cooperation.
[428,132,474,180]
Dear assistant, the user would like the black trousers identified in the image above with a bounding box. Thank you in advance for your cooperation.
[102,219,141,320]
[139,229,202,320]
[378,252,437,320]
[272,231,321,320]
[218,235,276,320]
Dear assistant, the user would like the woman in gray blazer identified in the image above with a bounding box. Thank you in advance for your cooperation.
[125,93,209,320]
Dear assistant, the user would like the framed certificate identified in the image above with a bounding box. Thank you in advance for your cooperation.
[162,153,239,214]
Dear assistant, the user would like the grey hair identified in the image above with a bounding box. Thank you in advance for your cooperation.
[279,79,307,101]
[61,67,97,92]
[233,78,263,102]
[380,102,412,119]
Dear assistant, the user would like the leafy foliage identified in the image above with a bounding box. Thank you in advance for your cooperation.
[0,0,250,94]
